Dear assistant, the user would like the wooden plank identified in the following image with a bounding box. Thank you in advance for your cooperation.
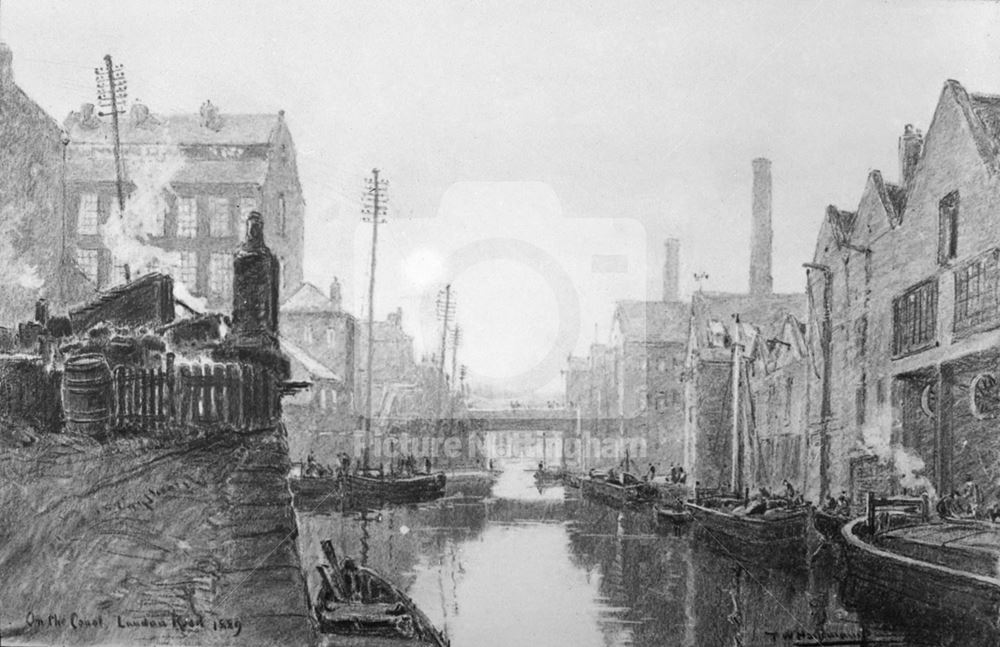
[165,353,176,424]
[226,364,240,427]
[178,364,192,427]
[212,364,225,426]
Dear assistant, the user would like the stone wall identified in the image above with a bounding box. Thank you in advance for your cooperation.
[0,426,313,646]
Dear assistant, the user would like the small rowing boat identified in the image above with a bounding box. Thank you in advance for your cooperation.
[315,540,450,645]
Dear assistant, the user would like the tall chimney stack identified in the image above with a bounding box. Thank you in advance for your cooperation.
[750,157,773,296]
[663,238,680,302]
[899,124,923,188]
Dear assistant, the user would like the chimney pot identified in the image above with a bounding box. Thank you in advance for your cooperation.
[329,277,342,310]
[899,124,924,187]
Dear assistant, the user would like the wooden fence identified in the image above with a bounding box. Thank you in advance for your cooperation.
[111,355,281,433]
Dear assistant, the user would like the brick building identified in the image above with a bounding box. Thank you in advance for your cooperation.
[682,159,806,491]
[0,43,92,321]
[280,280,356,409]
[62,99,304,310]
[813,80,1000,505]
[610,298,689,462]
[565,239,688,467]
[354,307,419,418]
[805,170,906,503]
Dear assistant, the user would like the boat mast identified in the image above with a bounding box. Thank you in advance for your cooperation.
[730,315,742,495]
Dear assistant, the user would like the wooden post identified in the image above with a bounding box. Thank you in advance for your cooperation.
[139,368,149,428]
[165,353,175,424]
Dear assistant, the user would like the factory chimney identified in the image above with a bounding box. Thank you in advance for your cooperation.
[750,158,773,296]
[663,238,680,302]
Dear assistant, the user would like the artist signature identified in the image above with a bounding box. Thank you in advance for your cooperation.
[24,611,242,637]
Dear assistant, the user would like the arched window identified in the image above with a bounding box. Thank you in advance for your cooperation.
[971,373,999,419]
[920,383,936,418]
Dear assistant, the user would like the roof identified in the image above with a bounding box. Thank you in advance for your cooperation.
[613,300,689,343]
[825,206,858,249]
[65,112,282,146]
[279,336,340,382]
[66,157,268,186]
[937,81,1000,175]
[281,283,337,314]
[691,290,807,349]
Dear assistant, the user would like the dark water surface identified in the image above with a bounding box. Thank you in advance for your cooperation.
[296,464,998,647]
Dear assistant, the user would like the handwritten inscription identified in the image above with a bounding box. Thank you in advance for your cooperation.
[100,476,206,515]
[24,611,242,637]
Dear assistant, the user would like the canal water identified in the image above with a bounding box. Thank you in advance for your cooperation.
[296,462,999,647]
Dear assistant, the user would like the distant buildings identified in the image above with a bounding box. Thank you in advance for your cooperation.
[62,98,304,309]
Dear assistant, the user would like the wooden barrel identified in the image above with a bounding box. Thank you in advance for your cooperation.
[62,353,112,437]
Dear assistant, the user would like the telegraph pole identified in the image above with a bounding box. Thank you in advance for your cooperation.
[362,169,388,468]
[436,285,455,419]
[96,55,129,281]
[449,325,461,415]
[450,325,461,393]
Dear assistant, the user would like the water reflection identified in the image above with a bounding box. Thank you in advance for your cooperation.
[295,464,1000,646]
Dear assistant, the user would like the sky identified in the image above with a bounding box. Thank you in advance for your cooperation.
[5,0,1000,394]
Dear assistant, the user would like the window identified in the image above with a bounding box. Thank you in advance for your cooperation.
[892,279,938,356]
[78,193,99,235]
[75,248,99,284]
[855,382,866,427]
[279,193,287,236]
[177,197,198,238]
[209,252,232,298]
[954,249,1000,334]
[178,251,198,288]
[326,327,336,347]
[938,191,959,264]
[302,326,314,345]
[657,358,667,372]
[921,383,936,418]
[784,376,793,424]
[971,373,999,419]
[209,198,231,237]
[654,392,667,411]
[854,316,867,359]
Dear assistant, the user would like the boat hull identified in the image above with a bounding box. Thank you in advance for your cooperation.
[344,472,447,505]
[841,517,1000,628]
[684,502,810,566]
[580,477,658,507]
